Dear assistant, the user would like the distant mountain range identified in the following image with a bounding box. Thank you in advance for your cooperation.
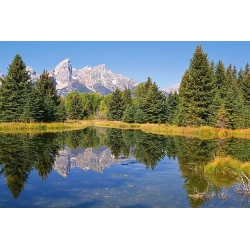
[53,146,133,177]
[28,58,139,96]
[161,83,180,95]
[0,59,180,96]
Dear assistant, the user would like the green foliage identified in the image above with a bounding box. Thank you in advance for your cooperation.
[67,92,84,120]
[214,60,226,96]
[56,97,67,122]
[175,70,196,126]
[239,72,250,106]
[0,133,60,198]
[105,128,130,158]
[107,88,124,121]
[215,103,229,128]
[166,91,179,124]
[133,77,167,123]
[1,48,250,130]
[65,127,100,149]
[134,108,146,123]
[122,88,132,110]
[0,54,35,122]
[35,70,59,122]
[122,104,136,123]
[81,92,102,118]
[223,83,245,129]
[176,46,215,126]
[208,91,222,126]
[187,45,213,125]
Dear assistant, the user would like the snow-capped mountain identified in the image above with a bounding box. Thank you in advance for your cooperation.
[162,83,180,95]
[2,60,180,96]
[26,58,139,96]
[53,146,133,177]
[26,66,40,83]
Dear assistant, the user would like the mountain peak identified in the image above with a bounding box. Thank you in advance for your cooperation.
[60,58,71,64]
[162,83,180,95]
[26,66,39,83]
[83,65,92,71]
[95,64,106,70]
[1,59,139,96]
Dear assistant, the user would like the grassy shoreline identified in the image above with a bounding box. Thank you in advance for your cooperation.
[0,121,90,134]
[1,120,250,139]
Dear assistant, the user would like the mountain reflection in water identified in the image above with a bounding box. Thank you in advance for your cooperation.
[1,127,250,208]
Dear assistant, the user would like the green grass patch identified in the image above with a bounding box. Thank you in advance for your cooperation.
[204,156,250,178]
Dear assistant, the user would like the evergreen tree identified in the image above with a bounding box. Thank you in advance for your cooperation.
[237,71,250,127]
[143,82,167,123]
[223,82,245,129]
[134,108,146,124]
[122,104,136,123]
[215,103,229,128]
[232,65,238,78]
[56,97,67,122]
[245,62,250,75]
[133,77,153,105]
[175,70,196,126]
[35,70,59,122]
[107,88,124,121]
[208,91,222,126]
[166,91,179,124]
[239,72,250,106]
[122,88,132,110]
[210,60,215,73]
[188,45,214,125]
[214,60,226,94]
[176,46,214,126]
[133,78,167,123]
[237,67,245,86]
[67,92,83,120]
[0,54,35,122]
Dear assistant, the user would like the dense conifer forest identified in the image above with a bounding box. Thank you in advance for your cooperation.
[1,45,250,129]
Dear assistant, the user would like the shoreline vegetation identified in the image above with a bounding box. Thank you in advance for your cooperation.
[2,119,250,139]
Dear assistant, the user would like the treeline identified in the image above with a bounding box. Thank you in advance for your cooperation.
[0,54,63,122]
[175,45,250,129]
[107,45,250,129]
[1,46,250,129]
[0,54,111,122]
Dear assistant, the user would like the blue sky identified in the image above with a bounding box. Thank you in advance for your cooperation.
[1,41,250,90]
[1,0,250,247]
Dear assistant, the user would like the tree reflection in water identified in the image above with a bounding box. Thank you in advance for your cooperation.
[1,127,250,207]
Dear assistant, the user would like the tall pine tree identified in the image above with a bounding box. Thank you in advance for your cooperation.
[0,54,35,122]
[188,45,214,125]
[107,88,124,121]
[176,46,214,126]
[35,70,59,122]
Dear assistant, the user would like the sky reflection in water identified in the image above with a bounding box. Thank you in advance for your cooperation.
[0,127,250,208]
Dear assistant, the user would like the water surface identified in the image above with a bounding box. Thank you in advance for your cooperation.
[0,127,250,208]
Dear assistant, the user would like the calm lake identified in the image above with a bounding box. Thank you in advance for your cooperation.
[0,127,250,208]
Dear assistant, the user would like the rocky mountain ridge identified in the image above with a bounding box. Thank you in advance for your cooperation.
[1,60,181,95]
[28,58,138,96]
[162,83,180,95]
[53,146,133,177]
